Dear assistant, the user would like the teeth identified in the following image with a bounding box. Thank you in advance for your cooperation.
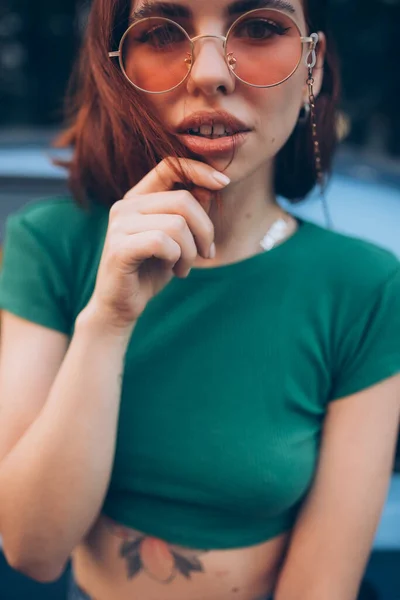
[213,124,226,136]
[200,124,213,136]
[186,123,237,137]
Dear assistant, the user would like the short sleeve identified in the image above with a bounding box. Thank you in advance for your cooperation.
[0,210,72,335]
[329,265,400,401]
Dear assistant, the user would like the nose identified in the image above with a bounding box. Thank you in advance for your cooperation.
[186,36,236,97]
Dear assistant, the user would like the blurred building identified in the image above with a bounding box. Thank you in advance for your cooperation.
[0,0,86,127]
[330,0,400,156]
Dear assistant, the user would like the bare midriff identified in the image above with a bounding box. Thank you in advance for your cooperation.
[71,514,292,600]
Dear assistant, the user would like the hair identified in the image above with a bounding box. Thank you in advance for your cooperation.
[54,0,341,209]
[275,0,341,201]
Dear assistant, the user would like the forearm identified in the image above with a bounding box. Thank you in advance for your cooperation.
[274,562,359,600]
[0,309,134,580]
[273,500,376,600]
[274,563,363,600]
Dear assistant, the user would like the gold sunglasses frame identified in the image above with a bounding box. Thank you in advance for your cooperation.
[108,8,319,94]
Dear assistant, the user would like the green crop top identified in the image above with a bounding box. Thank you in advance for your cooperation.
[0,197,399,550]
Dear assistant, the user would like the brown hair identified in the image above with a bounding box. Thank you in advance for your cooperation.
[54,0,341,209]
[275,0,341,202]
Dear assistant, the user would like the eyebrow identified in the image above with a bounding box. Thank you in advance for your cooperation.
[130,0,297,22]
[227,0,296,16]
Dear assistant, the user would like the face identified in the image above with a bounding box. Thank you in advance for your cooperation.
[128,0,326,182]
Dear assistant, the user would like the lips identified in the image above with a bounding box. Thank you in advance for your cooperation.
[174,110,252,156]
[175,110,252,136]
[177,131,250,157]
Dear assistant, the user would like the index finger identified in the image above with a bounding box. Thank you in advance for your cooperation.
[129,157,230,196]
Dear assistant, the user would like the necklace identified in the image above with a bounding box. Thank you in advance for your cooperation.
[260,215,295,252]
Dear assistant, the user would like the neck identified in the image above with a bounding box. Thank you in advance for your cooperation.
[194,162,289,267]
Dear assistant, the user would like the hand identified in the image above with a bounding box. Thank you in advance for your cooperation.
[82,158,230,333]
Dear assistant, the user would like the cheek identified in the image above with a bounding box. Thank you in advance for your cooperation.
[250,73,306,144]
[141,92,185,135]
[141,95,171,118]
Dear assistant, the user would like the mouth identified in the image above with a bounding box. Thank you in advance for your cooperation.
[184,125,237,139]
[175,110,252,155]
[176,110,252,138]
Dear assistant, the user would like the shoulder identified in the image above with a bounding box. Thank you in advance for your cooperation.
[0,197,110,329]
[302,219,399,296]
[7,196,108,236]
[5,196,109,259]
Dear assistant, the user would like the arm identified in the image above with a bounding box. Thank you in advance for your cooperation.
[274,374,400,600]
[0,307,134,583]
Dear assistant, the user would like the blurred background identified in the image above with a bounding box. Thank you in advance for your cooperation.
[0,0,399,599]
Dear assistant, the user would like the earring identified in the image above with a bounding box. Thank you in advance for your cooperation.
[298,102,311,125]
[307,64,334,231]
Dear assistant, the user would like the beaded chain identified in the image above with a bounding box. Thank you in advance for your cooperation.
[306,42,334,230]
[307,67,324,189]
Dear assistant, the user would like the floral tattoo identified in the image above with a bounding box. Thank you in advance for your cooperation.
[107,521,208,583]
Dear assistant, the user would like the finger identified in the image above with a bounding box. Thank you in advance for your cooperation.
[121,213,198,274]
[120,191,214,259]
[127,157,230,196]
[121,230,182,272]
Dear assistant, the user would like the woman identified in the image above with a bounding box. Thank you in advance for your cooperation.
[0,1,399,600]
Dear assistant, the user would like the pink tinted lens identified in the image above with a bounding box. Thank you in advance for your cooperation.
[226,9,303,86]
[122,18,191,92]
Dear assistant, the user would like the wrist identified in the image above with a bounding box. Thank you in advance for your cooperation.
[75,299,137,346]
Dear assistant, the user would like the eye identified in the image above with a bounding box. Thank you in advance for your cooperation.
[138,24,186,49]
[234,18,290,40]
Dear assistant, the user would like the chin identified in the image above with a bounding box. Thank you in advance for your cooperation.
[210,152,272,186]
[198,135,277,182]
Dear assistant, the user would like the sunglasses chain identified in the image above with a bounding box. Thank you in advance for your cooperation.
[307,57,334,231]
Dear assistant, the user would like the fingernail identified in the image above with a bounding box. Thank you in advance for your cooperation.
[209,243,216,259]
[212,172,231,186]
